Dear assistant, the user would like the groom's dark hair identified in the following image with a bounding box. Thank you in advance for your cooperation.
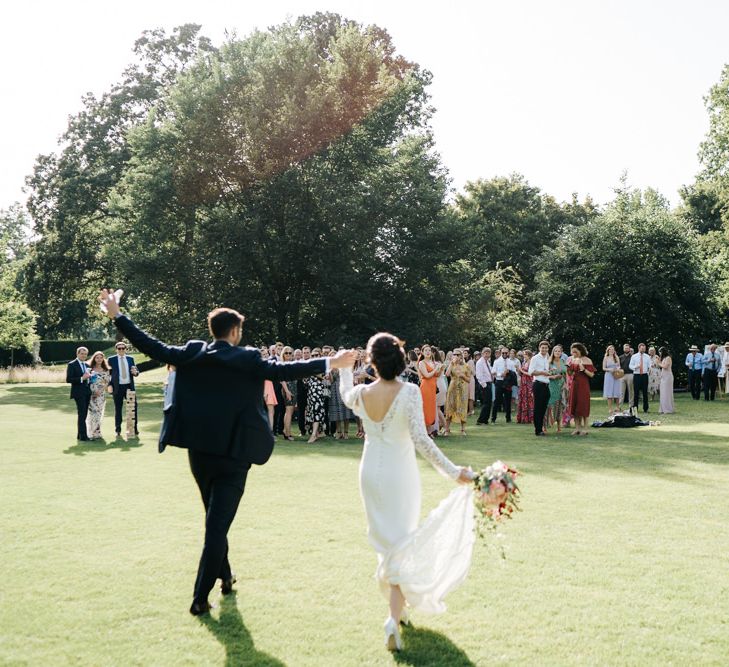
[208,307,245,339]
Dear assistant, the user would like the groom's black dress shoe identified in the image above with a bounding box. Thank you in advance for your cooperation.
[221,575,237,595]
[189,600,212,616]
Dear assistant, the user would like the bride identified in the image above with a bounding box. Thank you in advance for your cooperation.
[340,333,475,652]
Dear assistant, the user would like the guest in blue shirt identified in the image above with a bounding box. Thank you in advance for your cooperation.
[685,345,703,400]
[702,344,722,401]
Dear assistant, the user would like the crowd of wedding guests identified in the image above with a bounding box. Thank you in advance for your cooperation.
[67,338,729,441]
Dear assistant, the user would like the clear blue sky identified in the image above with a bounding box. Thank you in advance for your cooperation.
[2,0,728,210]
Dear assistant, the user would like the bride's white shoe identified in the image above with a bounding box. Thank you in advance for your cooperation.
[400,607,411,626]
[384,617,403,651]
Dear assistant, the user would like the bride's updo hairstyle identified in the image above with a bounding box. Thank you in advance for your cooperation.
[367,333,406,380]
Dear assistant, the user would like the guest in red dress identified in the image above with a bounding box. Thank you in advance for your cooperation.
[516,349,535,424]
[567,343,595,436]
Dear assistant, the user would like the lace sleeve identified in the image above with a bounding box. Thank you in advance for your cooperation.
[406,385,460,480]
[339,368,365,417]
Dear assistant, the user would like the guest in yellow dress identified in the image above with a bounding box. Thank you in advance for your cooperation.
[444,350,472,435]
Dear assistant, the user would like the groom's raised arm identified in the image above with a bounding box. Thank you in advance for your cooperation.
[247,348,358,382]
[99,289,204,366]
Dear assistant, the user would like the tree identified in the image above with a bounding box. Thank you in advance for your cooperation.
[0,206,37,366]
[454,174,598,290]
[531,186,722,357]
[0,302,38,367]
[108,14,453,344]
[23,25,216,337]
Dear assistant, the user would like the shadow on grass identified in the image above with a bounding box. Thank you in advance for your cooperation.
[0,384,161,416]
[269,425,729,485]
[198,593,285,667]
[63,435,145,456]
[394,625,475,666]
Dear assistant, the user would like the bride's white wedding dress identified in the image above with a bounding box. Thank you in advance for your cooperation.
[340,369,474,614]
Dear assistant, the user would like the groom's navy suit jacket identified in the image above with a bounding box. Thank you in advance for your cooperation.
[113,314,327,465]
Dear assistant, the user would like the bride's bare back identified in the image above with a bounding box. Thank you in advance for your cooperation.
[361,380,405,422]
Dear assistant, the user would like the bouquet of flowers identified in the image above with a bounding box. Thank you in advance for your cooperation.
[473,460,521,539]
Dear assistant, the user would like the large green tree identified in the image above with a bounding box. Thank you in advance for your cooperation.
[531,186,722,358]
[23,25,215,337]
[0,205,37,366]
[454,174,598,290]
[108,13,456,345]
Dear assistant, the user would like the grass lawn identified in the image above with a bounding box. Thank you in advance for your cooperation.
[1,380,728,666]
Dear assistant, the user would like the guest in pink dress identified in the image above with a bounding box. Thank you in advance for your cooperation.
[658,347,674,414]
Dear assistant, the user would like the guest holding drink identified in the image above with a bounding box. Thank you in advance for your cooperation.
[567,343,595,436]
[658,347,675,414]
[86,351,111,440]
[602,345,622,415]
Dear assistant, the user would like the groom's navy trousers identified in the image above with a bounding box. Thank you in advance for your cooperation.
[188,450,250,604]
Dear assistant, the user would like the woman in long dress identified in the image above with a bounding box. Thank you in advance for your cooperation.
[86,351,111,439]
[567,343,595,436]
[602,345,623,415]
[340,333,473,652]
[648,346,662,401]
[418,345,439,436]
[444,350,471,435]
[658,347,675,414]
[516,349,534,424]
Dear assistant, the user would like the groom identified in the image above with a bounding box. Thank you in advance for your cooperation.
[99,289,356,615]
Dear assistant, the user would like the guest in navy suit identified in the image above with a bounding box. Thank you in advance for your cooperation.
[99,288,357,616]
[66,346,92,440]
[108,342,139,436]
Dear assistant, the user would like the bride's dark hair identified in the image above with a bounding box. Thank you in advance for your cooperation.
[367,333,406,380]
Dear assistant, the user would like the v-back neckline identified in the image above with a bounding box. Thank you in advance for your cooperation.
[360,382,406,424]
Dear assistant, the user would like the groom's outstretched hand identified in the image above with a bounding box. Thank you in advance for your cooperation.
[329,349,358,369]
[99,288,122,319]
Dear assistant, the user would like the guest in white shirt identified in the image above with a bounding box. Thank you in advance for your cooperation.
[491,347,516,423]
[528,341,551,436]
[629,343,650,413]
[475,347,494,425]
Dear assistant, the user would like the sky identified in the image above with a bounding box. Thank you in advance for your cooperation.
[2,0,729,211]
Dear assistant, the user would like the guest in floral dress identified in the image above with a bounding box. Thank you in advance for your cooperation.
[305,348,327,443]
[546,345,567,433]
[647,346,661,402]
[86,351,111,440]
[444,350,471,435]
[516,350,534,424]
